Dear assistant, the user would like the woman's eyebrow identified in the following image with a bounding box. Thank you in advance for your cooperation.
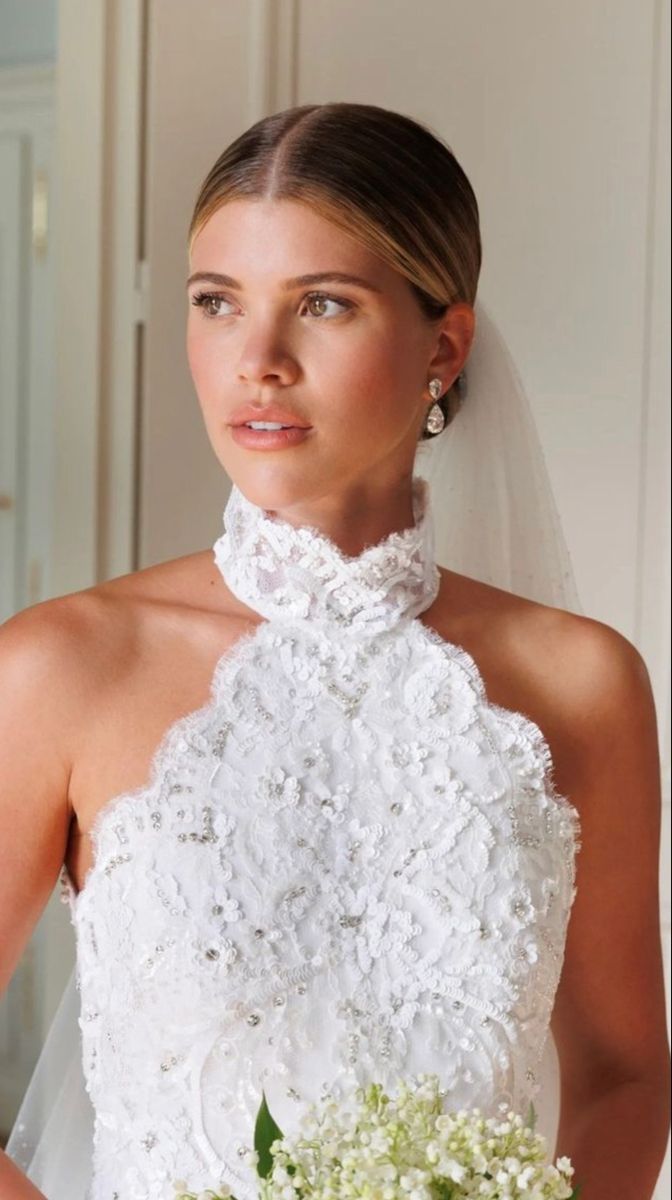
[186,270,382,293]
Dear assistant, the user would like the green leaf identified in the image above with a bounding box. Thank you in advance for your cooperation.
[525,1100,537,1130]
[429,1179,457,1199]
[253,1090,285,1179]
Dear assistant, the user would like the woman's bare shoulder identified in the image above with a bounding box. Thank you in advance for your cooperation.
[435,563,641,665]
[0,548,223,711]
[433,565,648,765]
[0,555,219,991]
[432,563,585,656]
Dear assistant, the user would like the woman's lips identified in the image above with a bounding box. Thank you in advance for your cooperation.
[229,424,313,450]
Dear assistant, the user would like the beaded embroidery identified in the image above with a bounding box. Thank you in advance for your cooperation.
[61,474,581,1200]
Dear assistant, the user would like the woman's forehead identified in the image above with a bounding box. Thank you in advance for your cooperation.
[189,198,382,274]
[187,209,409,305]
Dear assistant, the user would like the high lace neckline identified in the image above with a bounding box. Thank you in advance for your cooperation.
[213,474,441,633]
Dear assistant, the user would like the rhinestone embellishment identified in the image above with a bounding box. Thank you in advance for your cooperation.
[428,377,443,400]
[425,403,446,436]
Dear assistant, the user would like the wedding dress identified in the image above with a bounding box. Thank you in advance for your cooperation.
[6,304,584,1200]
[49,471,579,1200]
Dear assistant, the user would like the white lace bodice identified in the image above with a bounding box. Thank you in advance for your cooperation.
[61,476,581,1200]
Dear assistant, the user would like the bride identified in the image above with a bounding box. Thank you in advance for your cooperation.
[2,102,670,1199]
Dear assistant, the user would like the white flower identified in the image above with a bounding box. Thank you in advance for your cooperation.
[389,739,429,775]
[257,766,302,810]
[218,1072,576,1200]
[210,888,242,924]
[444,1157,467,1183]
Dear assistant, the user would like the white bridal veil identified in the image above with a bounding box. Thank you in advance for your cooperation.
[5,300,583,1196]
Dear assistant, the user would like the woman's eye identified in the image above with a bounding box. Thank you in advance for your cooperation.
[191,292,235,318]
[303,292,352,319]
[190,290,352,320]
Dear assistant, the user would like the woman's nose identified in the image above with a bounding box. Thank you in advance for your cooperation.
[236,325,300,386]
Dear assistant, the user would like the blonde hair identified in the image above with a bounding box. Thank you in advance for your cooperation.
[188,102,482,435]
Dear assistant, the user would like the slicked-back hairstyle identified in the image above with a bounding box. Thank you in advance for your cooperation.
[188,102,482,435]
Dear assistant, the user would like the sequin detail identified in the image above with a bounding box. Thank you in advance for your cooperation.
[61,474,580,1200]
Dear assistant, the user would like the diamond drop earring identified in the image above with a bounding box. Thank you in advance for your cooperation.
[424,377,446,436]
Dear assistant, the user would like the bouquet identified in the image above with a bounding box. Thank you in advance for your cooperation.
[173,1072,580,1199]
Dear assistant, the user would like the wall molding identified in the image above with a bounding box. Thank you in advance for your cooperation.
[50,1,106,595]
[0,64,54,112]
[51,1,146,591]
[634,0,671,764]
[97,0,147,580]
[247,0,298,124]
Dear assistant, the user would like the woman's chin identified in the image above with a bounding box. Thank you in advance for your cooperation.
[221,464,334,516]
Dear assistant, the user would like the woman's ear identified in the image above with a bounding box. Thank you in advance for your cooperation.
[427,302,476,386]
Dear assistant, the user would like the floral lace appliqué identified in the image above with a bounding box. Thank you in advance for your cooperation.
[60,474,581,1200]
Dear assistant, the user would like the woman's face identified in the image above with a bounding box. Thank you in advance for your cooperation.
[187,197,472,515]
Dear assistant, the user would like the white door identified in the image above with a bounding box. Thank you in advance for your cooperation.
[0,63,57,1140]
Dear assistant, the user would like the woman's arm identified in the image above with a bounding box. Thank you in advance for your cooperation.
[0,1151,48,1200]
[548,619,671,1198]
[0,602,81,1197]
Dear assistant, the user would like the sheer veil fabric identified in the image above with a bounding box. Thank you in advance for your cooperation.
[5,301,582,1196]
[415,303,582,615]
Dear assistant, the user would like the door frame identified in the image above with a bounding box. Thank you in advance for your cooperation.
[53,0,147,593]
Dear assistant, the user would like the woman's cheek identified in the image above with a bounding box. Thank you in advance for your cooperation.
[189,342,225,403]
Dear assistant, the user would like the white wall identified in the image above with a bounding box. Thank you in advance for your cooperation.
[138,1,251,565]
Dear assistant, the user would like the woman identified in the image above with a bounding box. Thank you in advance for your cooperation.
[2,102,669,1199]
